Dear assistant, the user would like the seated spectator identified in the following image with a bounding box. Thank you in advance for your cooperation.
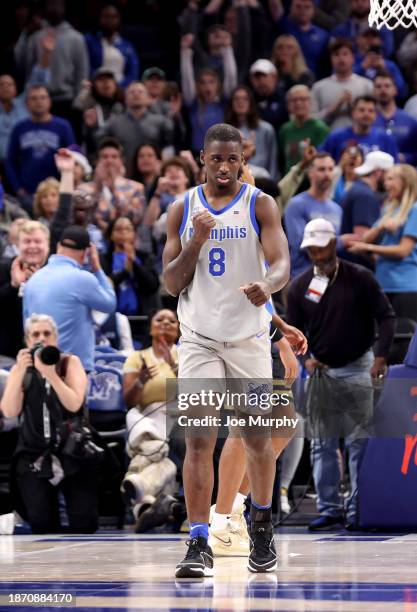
[311,38,373,130]
[270,34,315,91]
[33,178,60,227]
[14,0,89,132]
[320,95,398,163]
[279,85,329,174]
[1,313,99,534]
[277,0,330,77]
[93,310,134,355]
[121,309,181,532]
[79,137,145,232]
[23,225,116,372]
[354,30,406,100]
[98,82,174,173]
[331,0,393,58]
[130,144,162,202]
[225,86,278,180]
[101,217,160,317]
[284,152,342,277]
[249,59,288,133]
[349,164,417,322]
[85,3,139,88]
[5,85,75,212]
[339,150,394,267]
[0,186,29,255]
[374,72,417,166]
[0,221,50,359]
[332,144,364,204]
[73,68,125,158]
[181,33,233,153]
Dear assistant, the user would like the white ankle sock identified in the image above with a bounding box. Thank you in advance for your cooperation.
[232,492,247,514]
[211,511,229,531]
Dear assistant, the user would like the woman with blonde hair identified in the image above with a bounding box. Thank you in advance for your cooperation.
[349,164,417,320]
[271,34,314,91]
[33,178,60,226]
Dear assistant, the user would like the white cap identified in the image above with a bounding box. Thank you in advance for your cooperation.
[249,59,277,76]
[354,151,394,176]
[300,218,337,249]
[71,151,92,177]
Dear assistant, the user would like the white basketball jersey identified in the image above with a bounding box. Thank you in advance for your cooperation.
[177,182,272,342]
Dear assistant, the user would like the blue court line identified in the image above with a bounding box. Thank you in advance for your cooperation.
[1,581,417,603]
[315,536,395,542]
[37,537,183,542]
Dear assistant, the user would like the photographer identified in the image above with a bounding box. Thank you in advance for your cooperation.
[1,314,100,534]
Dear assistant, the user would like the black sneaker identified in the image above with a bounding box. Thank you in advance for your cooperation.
[175,536,214,578]
[135,494,176,533]
[248,521,277,573]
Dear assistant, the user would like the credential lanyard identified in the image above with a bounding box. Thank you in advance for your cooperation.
[42,381,51,443]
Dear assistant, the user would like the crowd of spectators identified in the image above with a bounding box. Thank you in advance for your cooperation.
[0,0,417,533]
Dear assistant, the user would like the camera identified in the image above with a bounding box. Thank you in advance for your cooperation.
[30,342,61,366]
[62,425,105,461]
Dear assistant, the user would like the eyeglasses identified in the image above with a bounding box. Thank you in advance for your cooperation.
[29,330,53,338]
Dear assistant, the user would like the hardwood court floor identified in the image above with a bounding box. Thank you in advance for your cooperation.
[0,529,416,611]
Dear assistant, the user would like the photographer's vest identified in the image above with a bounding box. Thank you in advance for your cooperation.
[15,356,81,457]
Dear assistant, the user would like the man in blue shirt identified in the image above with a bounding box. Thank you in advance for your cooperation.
[374,72,417,166]
[284,152,342,277]
[5,85,75,208]
[339,150,394,267]
[320,95,398,162]
[278,0,329,77]
[23,226,116,372]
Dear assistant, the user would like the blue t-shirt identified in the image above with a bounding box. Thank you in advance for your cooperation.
[374,110,417,165]
[186,99,225,153]
[340,180,382,234]
[279,17,329,76]
[376,203,417,292]
[5,116,75,194]
[284,191,342,278]
[320,126,398,163]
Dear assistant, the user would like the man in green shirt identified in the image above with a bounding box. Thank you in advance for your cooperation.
[279,85,329,174]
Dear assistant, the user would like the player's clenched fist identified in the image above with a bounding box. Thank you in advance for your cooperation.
[240,281,271,307]
[192,211,216,245]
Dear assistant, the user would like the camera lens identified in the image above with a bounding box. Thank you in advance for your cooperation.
[36,346,60,365]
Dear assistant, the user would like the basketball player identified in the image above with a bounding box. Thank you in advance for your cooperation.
[163,123,290,577]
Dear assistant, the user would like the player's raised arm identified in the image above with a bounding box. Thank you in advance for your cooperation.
[162,199,216,296]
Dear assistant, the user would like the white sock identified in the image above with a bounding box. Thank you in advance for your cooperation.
[211,511,229,531]
[232,492,247,514]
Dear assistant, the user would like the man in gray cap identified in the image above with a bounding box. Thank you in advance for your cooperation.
[287,218,395,530]
[23,226,116,372]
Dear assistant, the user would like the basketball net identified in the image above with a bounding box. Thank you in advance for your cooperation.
[369,0,417,29]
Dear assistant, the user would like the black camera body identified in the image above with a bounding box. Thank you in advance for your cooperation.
[61,424,105,461]
[30,342,61,366]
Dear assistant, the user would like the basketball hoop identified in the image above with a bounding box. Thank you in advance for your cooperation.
[369,0,417,29]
